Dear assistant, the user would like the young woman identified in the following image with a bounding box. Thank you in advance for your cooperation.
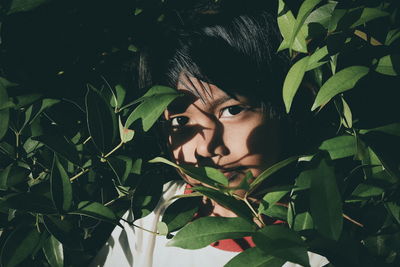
[91,11,328,267]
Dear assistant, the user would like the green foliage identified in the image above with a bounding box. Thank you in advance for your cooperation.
[0,0,399,266]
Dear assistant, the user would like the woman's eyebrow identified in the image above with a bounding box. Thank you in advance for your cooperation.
[209,95,235,110]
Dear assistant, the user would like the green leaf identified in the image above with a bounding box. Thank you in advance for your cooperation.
[290,211,314,231]
[350,8,389,28]
[192,186,254,223]
[0,163,30,190]
[225,247,285,267]
[309,158,343,240]
[0,226,41,267]
[4,193,55,214]
[258,187,290,215]
[12,94,42,109]
[20,98,60,132]
[51,155,73,213]
[249,156,299,194]
[253,225,309,266]
[125,86,180,131]
[7,0,51,14]
[43,235,64,267]
[319,135,356,160]
[352,183,384,198]
[385,29,400,46]
[288,0,322,53]
[119,116,135,143]
[149,157,228,187]
[85,85,117,153]
[283,56,309,113]
[115,84,126,108]
[306,46,329,71]
[277,0,307,53]
[162,197,201,233]
[305,2,337,28]
[33,135,81,166]
[341,97,353,128]
[167,217,255,249]
[0,81,10,140]
[43,216,84,250]
[386,202,400,224]
[157,221,169,236]
[70,201,118,225]
[375,55,398,76]
[107,155,133,185]
[311,66,369,111]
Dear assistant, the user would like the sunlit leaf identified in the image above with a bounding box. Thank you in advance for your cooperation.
[253,225,309,266]
[167,217,255,249]
[193,186,254,223]
[43,235,64,267]
[149,157,228,187]
[0,226,41,267]
[85,85,117,153]
[125,86,180,131]
[288,0,322,53]
[350,8,389,28]
[7,0,51,14]
[319,135,355,160]
[277,0,307,53]
[283,56,309,113]
[352,183,384,198]
[157,221,169,236]
[70,201,118,225]
[119,116,134,143]
[306,46,329,71]
[311,66,369,111]
[375,55,398,76]
[305,2,337,28]
[226,247,285,267]
[309,158,343,240]
[341,97,353,128]
[51,155,73,213]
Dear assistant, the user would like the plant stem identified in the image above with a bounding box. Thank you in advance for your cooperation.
[242,195,265,227]
[120,217,161,235]
[343,213,364,227]
[104,141,123,158]
[70,169,90,182]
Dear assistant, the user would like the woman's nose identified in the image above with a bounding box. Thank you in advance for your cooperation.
[194,120,229,160]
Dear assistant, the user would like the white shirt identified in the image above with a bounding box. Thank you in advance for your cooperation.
[91,181,328,267]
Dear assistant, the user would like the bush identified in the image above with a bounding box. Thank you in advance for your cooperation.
[0,0,399,266]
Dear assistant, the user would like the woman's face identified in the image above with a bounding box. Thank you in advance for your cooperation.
[164,76,283,190]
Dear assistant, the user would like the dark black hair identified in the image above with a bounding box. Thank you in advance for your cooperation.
[155,11,291,119]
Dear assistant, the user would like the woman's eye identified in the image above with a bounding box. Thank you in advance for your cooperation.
[170,116,189,127]
[220,105,245,117]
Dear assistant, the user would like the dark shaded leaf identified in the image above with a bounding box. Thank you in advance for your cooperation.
[33,134,80,166]
[309,158,343,240]
[149,157,228,187]
[0,163,30,190]
[352,183,384,197]
[0,226,41,267]
[167,217,255,249]
[51,155,73,213]
[43,235,64,267]
[192,186,254,223]
[0,80,10,140]
[253,225,309,266]
[7,0,51,14]
[85,85,117,153]
[70,201,118,225]
[43,215,83,250]
[107,155,133,185]
[4,193,55,214]
[226,247,285,267]
[162,196,201,232]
